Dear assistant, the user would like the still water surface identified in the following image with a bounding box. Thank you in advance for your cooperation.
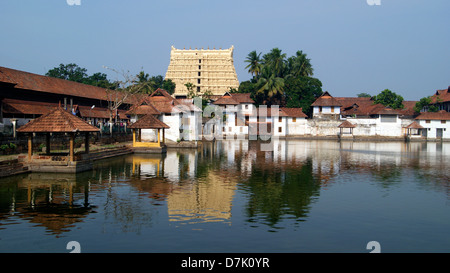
[0,140,449,253]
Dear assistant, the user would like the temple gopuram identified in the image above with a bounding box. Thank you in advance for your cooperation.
[165,46,239,98]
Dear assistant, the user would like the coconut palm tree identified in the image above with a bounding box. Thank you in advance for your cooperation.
[262,48,287,78]
[245,50,262,79]
[256,66,285,105]
[286,50,314,78]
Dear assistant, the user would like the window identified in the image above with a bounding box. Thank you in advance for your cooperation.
[245,104,248,109]
[197,79,201,84]
[199,65,201,70]
[292,117,296,122]
[278,127,282,133]
[198,72,201,77]
[331,106,335,113]
[426,120,431,124]
[197,87,200,93]
[199,59,202,64]
[380,115,397,123]
[279,117,282,122]
[441,120,447,124]
[319,106,322,113]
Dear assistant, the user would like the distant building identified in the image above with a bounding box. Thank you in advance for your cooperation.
[165,46,240,98]
[430,86,450,112]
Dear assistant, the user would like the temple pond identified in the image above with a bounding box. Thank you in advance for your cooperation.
[0,140,449,253]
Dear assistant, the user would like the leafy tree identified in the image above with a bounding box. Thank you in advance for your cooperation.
[357,92,372,98]
[245,51,263,79]
[373,89,404,109]
[262,48,287,78]
[161,79,176,95]
[132,71,176,94]
[414,96,439,113]
[185,82,196,98]
[284,76,323,115]
[256,66,285,105]
[46,63,88,83]
[286,50,314,78]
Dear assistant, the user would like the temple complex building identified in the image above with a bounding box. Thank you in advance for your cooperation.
[165,46,239,98]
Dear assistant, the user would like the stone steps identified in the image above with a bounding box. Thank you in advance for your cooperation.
[0,159,30,177]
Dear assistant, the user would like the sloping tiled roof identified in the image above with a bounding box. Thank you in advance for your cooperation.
[213,94,240,105]
[431,87,450,103]
[405,121,424,129]
[2,98,58,115]
[126,103,161,115]
[415,110,450,120]
[311,91,343,107]
[213,92,254,105]
[339,98,417,117]
[17,107,100,133]
[280,107,308,118]
[0,66,112,101]
[128,114,170,129]
[338,120,356,128]
[230,93,254,104]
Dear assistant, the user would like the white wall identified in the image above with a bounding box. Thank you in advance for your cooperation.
[417,119,450,139]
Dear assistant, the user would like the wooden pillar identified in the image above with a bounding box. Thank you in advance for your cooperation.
[163,129,165,143]
[46,133,51,155]
[132,129,136,146]
[85,132,89,154]
[157,129,161,146]
[138,129,142,142]
[69,133,75,162]
[28,133,33,161]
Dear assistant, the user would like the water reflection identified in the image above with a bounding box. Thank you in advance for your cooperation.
[0,140,449,238]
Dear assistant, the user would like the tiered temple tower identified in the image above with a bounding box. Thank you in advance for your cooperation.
[165,46,240,98]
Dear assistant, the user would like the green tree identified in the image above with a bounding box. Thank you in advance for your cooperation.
[373,89,404,109]
[284,76,323,115]
[357,92,372,98]
[256,66,285,105]
[286,50,314,78]
[133,71,176,94]
[414,96,439,113]
[162,79,176,95]
[262,48,287,78]
[245,50,263,79]
[46,63,88,83]
[185,82,196,98]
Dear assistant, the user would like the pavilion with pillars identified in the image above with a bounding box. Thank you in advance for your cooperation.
[17,106,100,172]
[128,114,170,153]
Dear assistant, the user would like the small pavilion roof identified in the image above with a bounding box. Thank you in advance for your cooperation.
[128,114,170,129]
[404,121,424,129]
[17,106,100,133]
[338,120,356,128]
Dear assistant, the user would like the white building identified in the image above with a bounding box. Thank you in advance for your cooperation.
[128,89,202,142]
[415,110,450,140]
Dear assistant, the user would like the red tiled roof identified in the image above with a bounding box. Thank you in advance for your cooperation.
[415,110,450,120]
[213,94,239,105]
[128,114,170,129]
[280,107,307,118]
[338,120,356,128]
[230,93,254,104]
[404,121,424,129]
[431,87,450,103]
[339,98,417,117]
[213,92,254,105]
[311,91,343,107]
[2,98,58,115]
[0,66,114,102]
[17,107,100,133]
[78,106,111,119]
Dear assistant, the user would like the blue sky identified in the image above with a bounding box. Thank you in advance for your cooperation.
[1,0,449,100]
